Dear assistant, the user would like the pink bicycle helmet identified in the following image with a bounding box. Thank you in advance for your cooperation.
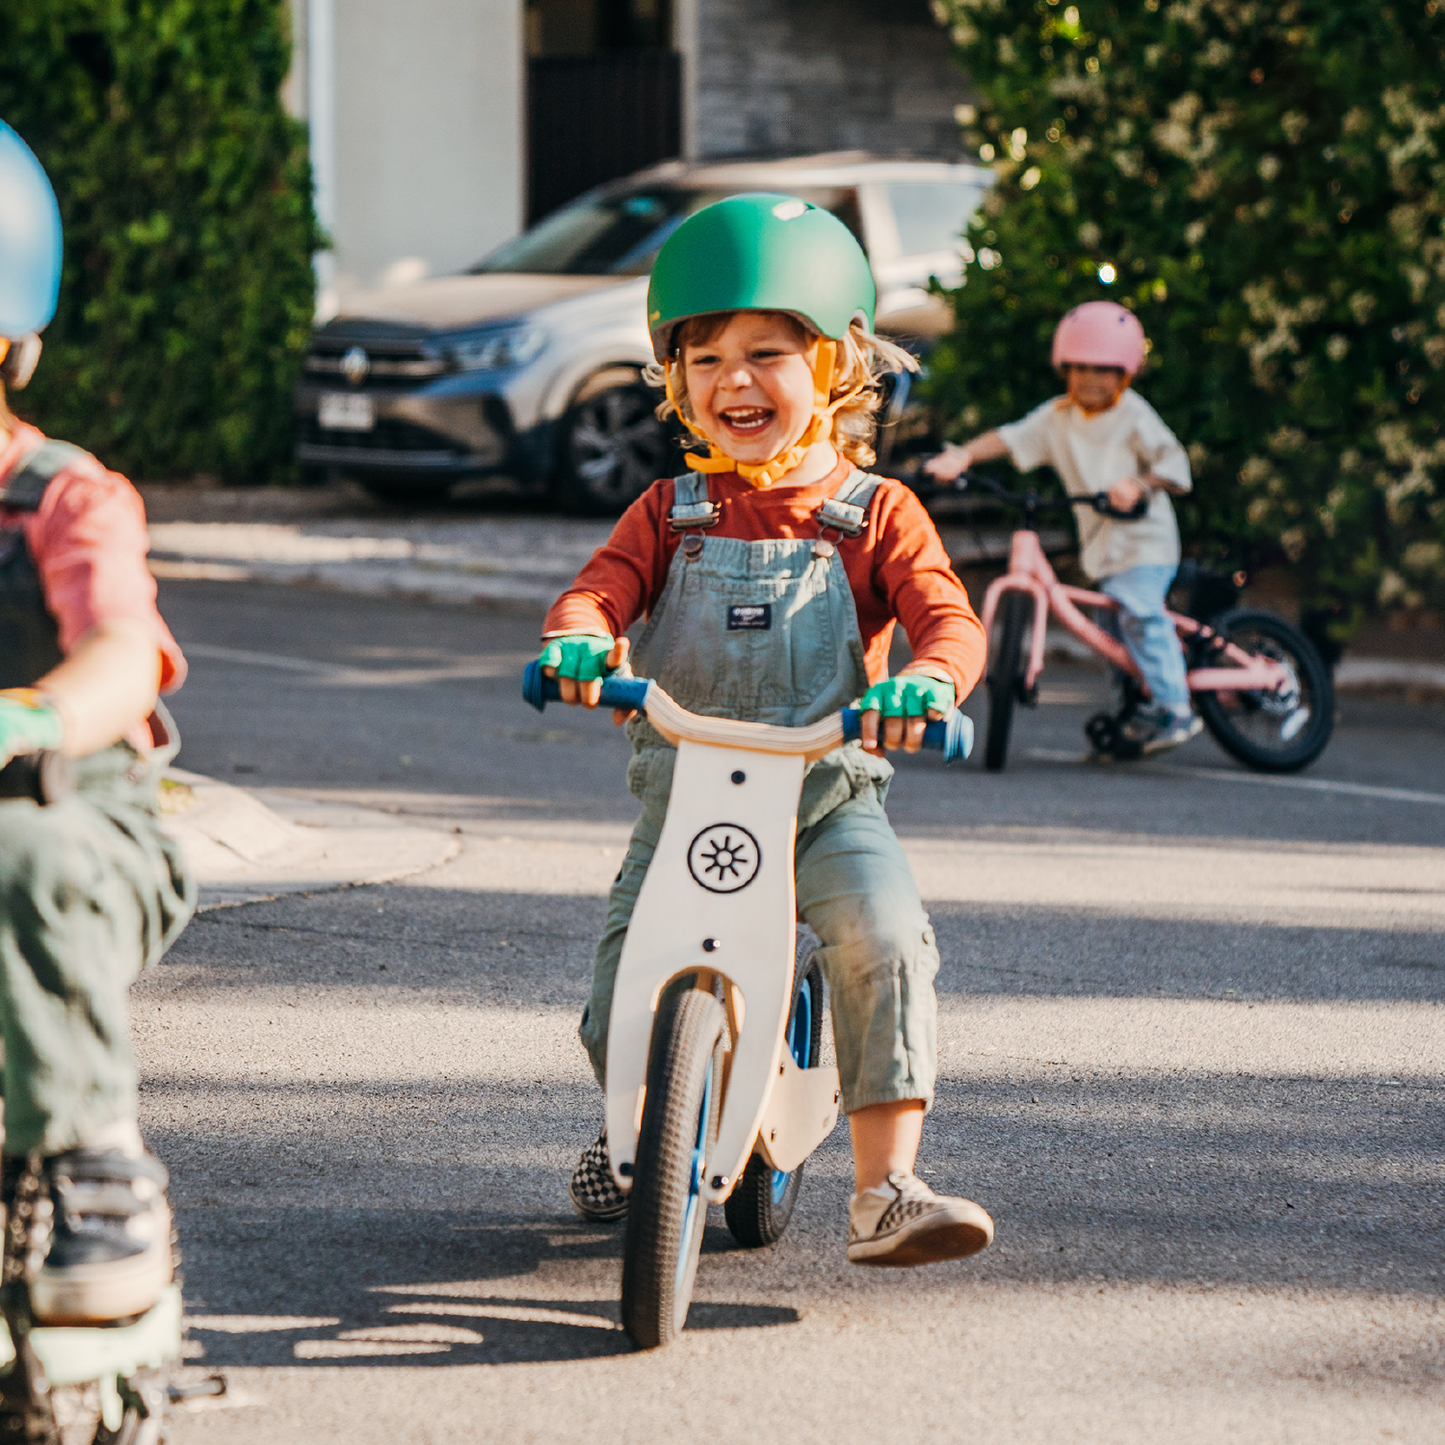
[1051,301,1146,375]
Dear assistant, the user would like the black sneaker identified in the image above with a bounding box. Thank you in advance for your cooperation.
[1120,707,1203,755]
[29,1149,173,1325]
[568,1127,628,1222]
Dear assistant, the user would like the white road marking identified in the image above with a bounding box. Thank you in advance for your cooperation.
[1022,747,1445,807]
[182,641,531,687]
[184,642,348,675]
[1155,763,1445,808]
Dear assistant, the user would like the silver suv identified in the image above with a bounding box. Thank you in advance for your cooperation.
[295,153,989,512]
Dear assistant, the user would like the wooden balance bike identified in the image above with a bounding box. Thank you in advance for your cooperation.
[523,662,971,1348]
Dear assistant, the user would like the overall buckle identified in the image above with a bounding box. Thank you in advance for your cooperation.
[668,501,721,532]
[813,497,867,537]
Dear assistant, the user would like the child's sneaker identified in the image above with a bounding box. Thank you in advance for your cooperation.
[29,1149,173,1325]
[847,1171,993,1267]
[1122,707,1203,755]
[569,1126,628,1221]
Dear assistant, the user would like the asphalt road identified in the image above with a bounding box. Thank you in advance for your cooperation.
[141,578,1444,1444]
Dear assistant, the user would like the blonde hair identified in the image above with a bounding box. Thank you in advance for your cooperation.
[646,312,919,469]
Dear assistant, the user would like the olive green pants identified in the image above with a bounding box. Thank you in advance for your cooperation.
[0,747,194,1155]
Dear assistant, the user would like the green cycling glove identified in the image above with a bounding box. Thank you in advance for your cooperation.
[858,674,956,718]
[537,634,616,682]
[0,689,65,767]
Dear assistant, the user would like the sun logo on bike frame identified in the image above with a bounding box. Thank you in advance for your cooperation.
[687,823,762,894]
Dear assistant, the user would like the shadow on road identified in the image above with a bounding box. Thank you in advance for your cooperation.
[177,1208,797,1367]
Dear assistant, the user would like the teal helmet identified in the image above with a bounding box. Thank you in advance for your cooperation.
[647,193,876,362]
[0,121,62,340]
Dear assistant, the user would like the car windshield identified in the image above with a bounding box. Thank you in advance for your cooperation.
[471,186,863,276]
[883,180,985,256]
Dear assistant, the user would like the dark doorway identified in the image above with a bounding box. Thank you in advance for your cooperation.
[526,0,682,223]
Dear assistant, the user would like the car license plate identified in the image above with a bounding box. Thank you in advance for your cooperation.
[318,392,375,432]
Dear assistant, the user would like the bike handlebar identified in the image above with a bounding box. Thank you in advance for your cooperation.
[947,466,1149,521]
[0,750,73,805]
[521,661,973,765]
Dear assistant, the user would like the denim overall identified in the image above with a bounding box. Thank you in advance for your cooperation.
[580,471,941,1114]
[0,442,194,1156]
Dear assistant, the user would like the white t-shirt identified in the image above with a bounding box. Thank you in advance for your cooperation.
[997,389,1191,580]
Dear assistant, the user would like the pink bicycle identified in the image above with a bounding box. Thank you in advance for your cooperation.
[958,472,1334,773]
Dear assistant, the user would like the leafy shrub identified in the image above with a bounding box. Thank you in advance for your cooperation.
[0,1,319,483]
[927,0,1445,630]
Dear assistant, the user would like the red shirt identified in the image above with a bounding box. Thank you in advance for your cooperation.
[544,460,987,699]
[0,422,186,752]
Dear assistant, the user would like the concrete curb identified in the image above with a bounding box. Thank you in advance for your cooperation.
[149,556,561,613]
[1333,657,1445,700]
[162,768,461,910]
[144,515,1442,699]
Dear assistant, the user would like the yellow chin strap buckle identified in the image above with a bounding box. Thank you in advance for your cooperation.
[666,340,869,489]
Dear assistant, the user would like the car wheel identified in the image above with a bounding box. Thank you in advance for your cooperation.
[554,368,677,515]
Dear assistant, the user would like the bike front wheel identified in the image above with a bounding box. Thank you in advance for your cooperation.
[984,592,1032,771]
[1195,608,1334,772]
[620,986,725,1349]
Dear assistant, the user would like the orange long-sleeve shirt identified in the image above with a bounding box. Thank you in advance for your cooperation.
[544,460,987,700]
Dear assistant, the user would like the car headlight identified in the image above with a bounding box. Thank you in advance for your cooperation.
[448,324,547,372]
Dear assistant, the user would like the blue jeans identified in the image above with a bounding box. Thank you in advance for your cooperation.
[1099,564,1191,716]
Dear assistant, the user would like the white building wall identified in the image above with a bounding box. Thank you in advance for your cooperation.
[290,0,524,302]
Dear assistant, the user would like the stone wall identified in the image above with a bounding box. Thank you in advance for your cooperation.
[693,0,966,158]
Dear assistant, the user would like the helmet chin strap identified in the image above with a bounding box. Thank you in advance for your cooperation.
[666,339,869,488]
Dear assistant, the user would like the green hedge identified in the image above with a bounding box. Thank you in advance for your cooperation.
[927,0,1445,632]
[0,1,319,483]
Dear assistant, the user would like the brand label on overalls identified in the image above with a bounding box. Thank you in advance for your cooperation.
[727,604,771,631]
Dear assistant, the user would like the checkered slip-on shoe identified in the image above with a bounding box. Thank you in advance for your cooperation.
[847,1171,993,1267]
[569,1126,629,1222]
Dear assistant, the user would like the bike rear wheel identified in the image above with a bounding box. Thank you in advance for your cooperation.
[724,949,825,1249]
[1195,608,1334,772]
[620,987,725,1349]
[984,592,1032,772]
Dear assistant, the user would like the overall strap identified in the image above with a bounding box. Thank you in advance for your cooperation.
[814,470,883,538]
[0,440,88,512]
[667,472,722,532]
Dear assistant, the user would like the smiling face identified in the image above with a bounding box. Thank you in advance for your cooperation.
[680,311,820,466]
[1063,362,1128,413]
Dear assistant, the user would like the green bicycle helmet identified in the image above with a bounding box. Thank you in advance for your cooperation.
[647,192,876,362]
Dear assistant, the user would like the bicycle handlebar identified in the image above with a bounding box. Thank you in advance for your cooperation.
[521,661,973,764]
[947,466,1149,521]
[0,750,73,805]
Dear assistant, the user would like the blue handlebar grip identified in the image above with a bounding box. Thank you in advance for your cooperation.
[838,708,974,765]
[522,659,652,714]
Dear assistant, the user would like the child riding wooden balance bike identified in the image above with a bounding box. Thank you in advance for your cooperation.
[524,663,971,1348]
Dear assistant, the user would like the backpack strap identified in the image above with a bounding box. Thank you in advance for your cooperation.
[667,471,722,532]
[0,440,88,512]
[814,470,883,538]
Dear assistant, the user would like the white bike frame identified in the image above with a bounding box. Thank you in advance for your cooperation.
[603,687,844,1206]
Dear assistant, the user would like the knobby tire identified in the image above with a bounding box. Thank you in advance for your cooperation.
[620,987,725,1349]
[1195,608,1334,773]
[985,593,1031,772]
